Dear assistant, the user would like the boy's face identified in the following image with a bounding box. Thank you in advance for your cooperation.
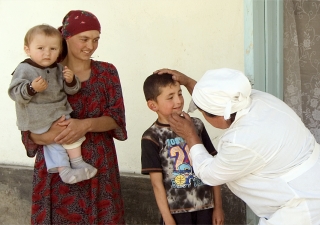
[149,82,184,124]
[24,33,61,67]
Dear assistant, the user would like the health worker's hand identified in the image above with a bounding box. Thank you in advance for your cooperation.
[168,112,202,149]
[154,68,191,86]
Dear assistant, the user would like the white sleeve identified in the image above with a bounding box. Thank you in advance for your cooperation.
[190,143,265,186]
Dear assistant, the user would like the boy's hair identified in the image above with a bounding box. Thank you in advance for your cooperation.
[143,73,176,101]
[24,24,62,48]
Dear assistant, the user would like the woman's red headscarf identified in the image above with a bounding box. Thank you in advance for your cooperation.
[59,10,101,39]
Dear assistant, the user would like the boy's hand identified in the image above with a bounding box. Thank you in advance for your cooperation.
[31,76,48,92]
[63,66,74,83]
[213,207,224,225]
[163,216,176,225]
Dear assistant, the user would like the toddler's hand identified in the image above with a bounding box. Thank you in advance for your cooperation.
[31,76,48,92]
[63,66,74,83]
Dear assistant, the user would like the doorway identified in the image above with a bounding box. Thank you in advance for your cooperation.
[244,0,320,224]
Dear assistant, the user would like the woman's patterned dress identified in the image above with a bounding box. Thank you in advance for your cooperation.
[22,60,127,225]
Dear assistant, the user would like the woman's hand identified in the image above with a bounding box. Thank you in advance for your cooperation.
[168,112,202,149]
[54,118,89,145]
[30,116,66,145]
[154,68,197,94]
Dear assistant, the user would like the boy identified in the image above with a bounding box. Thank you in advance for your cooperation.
[141,73,224,225]
[8,24,97,184]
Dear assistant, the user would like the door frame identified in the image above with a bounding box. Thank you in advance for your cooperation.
[244,0,283,99]
[244,0,283,224]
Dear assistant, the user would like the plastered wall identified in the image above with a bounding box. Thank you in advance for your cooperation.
[0,0,244,173]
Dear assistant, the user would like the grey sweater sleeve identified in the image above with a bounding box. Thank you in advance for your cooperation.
[59,63,81,95]
[8,64,34,104]
[63,75,81,95]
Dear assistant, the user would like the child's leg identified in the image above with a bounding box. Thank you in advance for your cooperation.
[57,166,89,184]
[69,155,97,178]
[66,146,97,178]
[42,143,69,173]
[63,137,97,178]
[31,126,64,173]
[31,118,93,184]
[44,143,91,184]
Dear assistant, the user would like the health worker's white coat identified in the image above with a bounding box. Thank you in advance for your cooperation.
[190,90,320,225]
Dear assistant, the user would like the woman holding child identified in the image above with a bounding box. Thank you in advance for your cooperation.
[21,10,127,224]
[156,68,320,225]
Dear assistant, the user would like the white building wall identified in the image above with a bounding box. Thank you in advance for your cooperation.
[0,0,244,173]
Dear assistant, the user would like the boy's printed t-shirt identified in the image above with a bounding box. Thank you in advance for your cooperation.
[141,117,217,214]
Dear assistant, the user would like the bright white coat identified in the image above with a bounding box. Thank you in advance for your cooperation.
[190,90,320,225]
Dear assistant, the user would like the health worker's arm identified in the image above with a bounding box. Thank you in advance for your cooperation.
[190,143,264,186]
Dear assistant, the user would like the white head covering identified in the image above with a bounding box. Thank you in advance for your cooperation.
[189,68,252,120]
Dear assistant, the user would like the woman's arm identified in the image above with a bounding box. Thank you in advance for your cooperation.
[30,116,67,145]
[150,172,176,225]
[30,115,117,145]
[212,185,224,225]
[54,116,119,145]
[85,116,119,132]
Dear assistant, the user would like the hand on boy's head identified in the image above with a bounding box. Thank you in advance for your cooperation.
[32,76,48,92]
[154,68,189,86]
[63,66,74,83]
[153,68,169,74]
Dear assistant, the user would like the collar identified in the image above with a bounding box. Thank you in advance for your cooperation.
[155,120,170,127]
[21,58,58,69]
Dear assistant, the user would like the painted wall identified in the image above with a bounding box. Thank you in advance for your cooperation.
[0,0,244,173]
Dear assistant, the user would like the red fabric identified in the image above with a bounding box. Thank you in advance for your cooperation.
[22,60,127,225]
[59,10,101,39]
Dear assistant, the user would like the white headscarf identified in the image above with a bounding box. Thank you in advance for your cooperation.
[189,68,252,120]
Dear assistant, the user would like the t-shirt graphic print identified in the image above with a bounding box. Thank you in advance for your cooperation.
[141,117,216,213]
